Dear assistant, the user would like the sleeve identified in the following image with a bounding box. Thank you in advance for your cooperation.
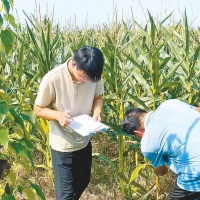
[142,152,165,168]
[95,78,104,96]
[35,76,56,107]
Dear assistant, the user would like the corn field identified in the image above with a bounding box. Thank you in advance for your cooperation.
[0,1,200,200]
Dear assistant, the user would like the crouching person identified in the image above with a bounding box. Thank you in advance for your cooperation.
[121,99,200,200]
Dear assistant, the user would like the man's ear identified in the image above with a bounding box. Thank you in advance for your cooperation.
[72,60,76,68]
[134,130,144,138]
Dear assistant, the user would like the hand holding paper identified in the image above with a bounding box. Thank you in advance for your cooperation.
[68,114,109,137]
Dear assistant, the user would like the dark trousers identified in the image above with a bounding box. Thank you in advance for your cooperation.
[51,141,92,200]
[168,183,200,200]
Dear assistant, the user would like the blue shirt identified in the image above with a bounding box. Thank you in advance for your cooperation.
[141,99,200,192]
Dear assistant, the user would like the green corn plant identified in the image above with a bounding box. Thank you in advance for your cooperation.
[100,19,155,198]
[162,10,200,105]
[122,11,200,199]
[23,13,63,78]
[0,0,17,55]
[0,97,46,199]
[101,25,126,196]
[0,53,47,198]
[0,3,47,198]
[123,12,183,109]
[112,13,188,199]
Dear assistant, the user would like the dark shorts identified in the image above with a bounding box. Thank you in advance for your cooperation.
[167,183,200,200]
[51,141,92,200]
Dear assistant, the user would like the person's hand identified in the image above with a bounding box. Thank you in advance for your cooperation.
[58,110,73,126]
[154,165,168,176]
[93,112,101,122]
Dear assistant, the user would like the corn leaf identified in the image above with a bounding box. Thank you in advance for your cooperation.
[129,163,147,184]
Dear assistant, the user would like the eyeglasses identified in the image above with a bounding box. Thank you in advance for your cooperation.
[75,68,89,82]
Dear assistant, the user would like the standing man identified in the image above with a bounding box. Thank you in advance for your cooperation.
[121,99,200,200]
[34,46,104,200]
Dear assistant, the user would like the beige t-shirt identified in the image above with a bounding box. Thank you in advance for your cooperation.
[35,58,104,152]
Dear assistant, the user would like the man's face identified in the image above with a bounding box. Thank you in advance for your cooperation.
[74,67,88,83]
[72,61,89,83]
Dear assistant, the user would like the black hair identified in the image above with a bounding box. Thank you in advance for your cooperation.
[121,108,147,135]
[72,46,104,82]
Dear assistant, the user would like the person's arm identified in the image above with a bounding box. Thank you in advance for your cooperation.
[34,104,73,126]
[143,151,167,176]
[154,164,168,176]
[92,95,103,121]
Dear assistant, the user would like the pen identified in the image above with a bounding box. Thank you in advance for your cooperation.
[61,104,74,122]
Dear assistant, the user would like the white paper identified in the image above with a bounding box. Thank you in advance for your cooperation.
[68,114,109,137]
